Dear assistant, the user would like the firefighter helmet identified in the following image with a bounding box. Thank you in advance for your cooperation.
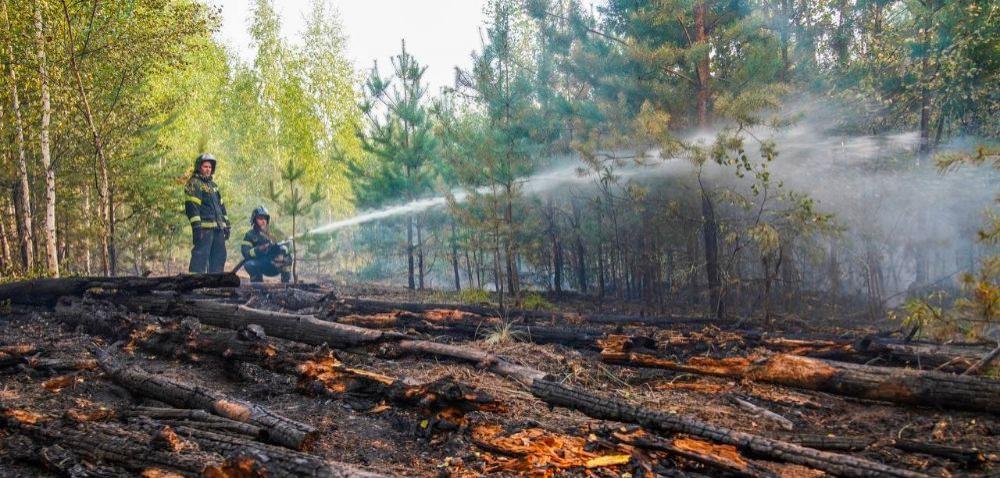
[195,153,217,174]
[250,205,271,226]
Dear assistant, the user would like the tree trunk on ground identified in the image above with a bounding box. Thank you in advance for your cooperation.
[34,0,58,277]
[60,0,112,276]
[3,0,34,273]
[92,347,318,450]
[530,380,927,478]
[0,272,240,306]
[2,414,219,475]
[600,338,1000,414]
[332,298,710,328]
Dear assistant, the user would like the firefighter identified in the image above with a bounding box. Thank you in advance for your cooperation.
[241,206,292,283]
[184,153,231,273]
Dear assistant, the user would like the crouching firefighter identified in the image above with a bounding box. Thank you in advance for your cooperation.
[240,206,292,283]
[185,153,231,273]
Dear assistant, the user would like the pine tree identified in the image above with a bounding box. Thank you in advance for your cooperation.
[269,159,325,283]
[358,40,438,289]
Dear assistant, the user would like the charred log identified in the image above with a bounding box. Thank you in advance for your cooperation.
[0,273,240,306]
[601,336,1000,414]
[92,346,318,450]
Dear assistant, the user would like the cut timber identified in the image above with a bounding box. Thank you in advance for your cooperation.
[0,273,240,306]
[530,380,929,478]
[92,347,318,450]
[601,336,1000,414]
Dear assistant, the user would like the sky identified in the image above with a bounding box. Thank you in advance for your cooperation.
[211,0,491,93]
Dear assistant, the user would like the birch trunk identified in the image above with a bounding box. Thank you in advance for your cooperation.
[34,0,58,276]
[2,0,34,272]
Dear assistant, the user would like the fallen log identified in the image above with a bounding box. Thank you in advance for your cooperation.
[2,406,382,478]
[112,292,402,348]
[102,294,927,477]
[334,297,711,327]
[2,408,219,475]
[122,406,263,438]
[92,346,318,450]
[530,379,928,478]
[0,344,37,367]
[234,285,330,311]
[0,273,240,306]
[611,429,779,478]
[57,297,499,432]
[130,419,386,478]
[780,434,992,467]
[601,336,1000,414]
[363,312,605,349]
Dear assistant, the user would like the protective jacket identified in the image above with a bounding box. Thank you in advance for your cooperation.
[241,228,277,260]
[184,168,230,229]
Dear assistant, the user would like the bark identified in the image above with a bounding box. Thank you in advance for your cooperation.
[600,339,1000,414]
[92,346,318,450]
[34,0,58,276]
[2,0,35,272]
[0,272,240,306]
[60,0,112,276]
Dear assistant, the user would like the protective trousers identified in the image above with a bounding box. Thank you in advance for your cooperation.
[244,259,291,283]
[189,228,227,273]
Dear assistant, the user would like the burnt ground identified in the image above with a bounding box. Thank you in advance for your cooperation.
[0,281,997,477]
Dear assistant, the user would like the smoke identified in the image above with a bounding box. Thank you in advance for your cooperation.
[308,99,996,296]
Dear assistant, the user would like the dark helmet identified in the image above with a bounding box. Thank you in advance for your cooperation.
[250,205,270,226]
[195,153,217,174]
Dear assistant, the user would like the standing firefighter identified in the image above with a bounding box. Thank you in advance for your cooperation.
[185,153,231,273]
[241,206,292,283]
